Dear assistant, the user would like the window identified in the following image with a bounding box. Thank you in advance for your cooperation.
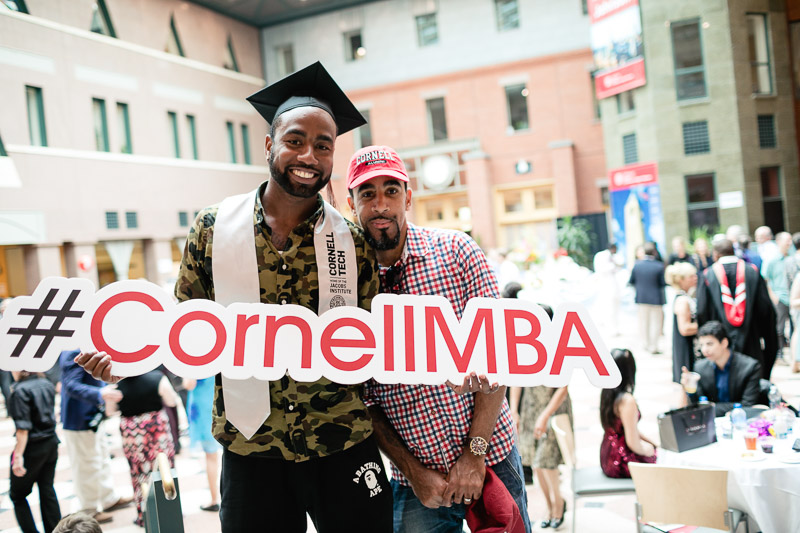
[178,211,189,227]
[0,134,6,157]
[685,173,719,232]
[354,109,372,150]
[590,72,601,119]
[276,45,295,77]
[504,190,524,213]
[426,97,448,142]
[757,114,776,149]
[416,13,438,46]
[617,91,635,113]
[25,85,47,147]
[90,0,116,38]
[747,14,772,94]
[683,121,710,155]
[760,167,784,232]
[105,211,119,230]
[167,14,185,57]
[125,211,138,229]
[581,0,588,15]
[167,111,180,158]
[2,0,28,13]
[495,0,519,31]
[187,114,198,160]
[534,188,554,209]
[224,35,239,72]
[505,84,529,132]
[117,103,131,154]
[92,98,109,152]
[622,133,638,164]
[241,124,251,165]
[344,30,365,61]
[226,121,236,163]
[671,19,706,100]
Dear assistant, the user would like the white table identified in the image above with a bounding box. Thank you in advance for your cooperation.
[658,432,800,533]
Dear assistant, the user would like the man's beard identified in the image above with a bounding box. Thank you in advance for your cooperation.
[269,151,331,198]
[364,217,401,251]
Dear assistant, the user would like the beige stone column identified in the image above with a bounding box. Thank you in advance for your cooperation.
[463,150,496,249]
[23,245,63,294]
[549,140,578,217]
[63,243,99,289]
[143,238,176,289]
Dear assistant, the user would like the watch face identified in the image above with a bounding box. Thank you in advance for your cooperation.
[470,437,489,455]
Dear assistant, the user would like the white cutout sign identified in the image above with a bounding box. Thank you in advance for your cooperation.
[0,277,621,388]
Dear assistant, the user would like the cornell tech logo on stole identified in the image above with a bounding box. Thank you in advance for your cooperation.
[353,461,383,497]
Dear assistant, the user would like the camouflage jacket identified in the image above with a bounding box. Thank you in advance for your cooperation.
[175,182,379,460]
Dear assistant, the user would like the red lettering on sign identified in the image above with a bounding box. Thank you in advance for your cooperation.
[383,306,394,371]
[404,306,415,372]
[424,307,496,373]
[169,311,226,366]
[320,318,375,371]
[551,312,609,376]
[264,316,312,369]
[504,309,547,374]
[233,314,260,367]
[91,292,163,364]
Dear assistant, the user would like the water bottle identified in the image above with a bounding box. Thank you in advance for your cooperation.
[698,396,709,404]
[768,385,781,410]
[730,403,747,435]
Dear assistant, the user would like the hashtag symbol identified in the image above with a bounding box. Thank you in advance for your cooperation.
[7,288,84,359]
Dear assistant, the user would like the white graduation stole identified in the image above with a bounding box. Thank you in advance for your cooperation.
[213,188,357,440]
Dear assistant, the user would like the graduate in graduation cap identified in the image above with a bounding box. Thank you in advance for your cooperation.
[76,62,392,532]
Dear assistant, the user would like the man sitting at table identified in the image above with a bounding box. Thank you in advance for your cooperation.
[680,321,762,417]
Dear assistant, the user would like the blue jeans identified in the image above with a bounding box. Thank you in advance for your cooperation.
[391,445,531,533]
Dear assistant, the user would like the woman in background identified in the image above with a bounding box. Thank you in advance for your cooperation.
[665,262,698,383]
[109,370,178,527]
[183,377,221,512]
[599,349,657,478]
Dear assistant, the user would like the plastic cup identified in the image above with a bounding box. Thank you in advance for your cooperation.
[684,372,701,394]
[760,438,774,454]
[744,430,758,451]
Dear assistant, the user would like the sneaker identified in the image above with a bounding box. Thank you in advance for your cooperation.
[104,495,134,512]
[91,511,113,524]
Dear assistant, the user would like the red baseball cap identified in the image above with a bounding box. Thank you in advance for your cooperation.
[346,145,409,190]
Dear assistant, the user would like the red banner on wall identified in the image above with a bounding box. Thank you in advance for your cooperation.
[608,161,658,192]
[589,0,646,99]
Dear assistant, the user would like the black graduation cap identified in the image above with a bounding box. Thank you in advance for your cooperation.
[247,61,366,136]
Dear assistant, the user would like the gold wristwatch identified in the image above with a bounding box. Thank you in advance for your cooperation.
[467,436,489,456]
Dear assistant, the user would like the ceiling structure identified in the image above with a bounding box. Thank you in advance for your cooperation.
[187,0,381,28]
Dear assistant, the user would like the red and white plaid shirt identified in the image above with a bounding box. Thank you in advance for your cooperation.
[363,223,516,485]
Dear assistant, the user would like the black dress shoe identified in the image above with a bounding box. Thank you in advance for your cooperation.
[549,500,567,529]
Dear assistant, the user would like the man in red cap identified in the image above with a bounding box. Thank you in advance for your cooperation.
[346,145,531,533]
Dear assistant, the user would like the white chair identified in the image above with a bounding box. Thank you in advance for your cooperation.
[550,413,636,533]
[629,463,749,533]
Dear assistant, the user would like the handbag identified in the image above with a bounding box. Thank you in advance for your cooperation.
[465,467,525,533]
[657,403,716,453]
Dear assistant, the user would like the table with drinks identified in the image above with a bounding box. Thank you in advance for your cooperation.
[658,408,800,533]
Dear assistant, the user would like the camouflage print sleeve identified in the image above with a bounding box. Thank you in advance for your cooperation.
[175,207,217,303]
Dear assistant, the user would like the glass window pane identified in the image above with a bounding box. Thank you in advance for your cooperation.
[676,71,707,100]
[241,124,251,165]
[276,44,294,77]
[416,13,438,46]
[92,98,109,152]
[345,31,365,61]
[168,111,180,158]
[125,211,138,229]
[757,114,776,149]
[355,109,372,150]
[686,174,715,204]
[426,97,448,141]
[534,188,554,209]
[226,121,236,163]
[495,0,519,31]
[623,133,638,164]
[505,84,529,131]
[672,21,703,69]
[105,211,119,229]
[760,166,780,198]
[617,91,635,113]
[26,85,47,146]
[688,206,719,232]
[187,114,198,160]
[117,103,131,154]
[178,211,189,227]
[504,190,523,213]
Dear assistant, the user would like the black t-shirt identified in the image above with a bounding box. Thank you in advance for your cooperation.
[9,376,57,442]
[117,370,164,417]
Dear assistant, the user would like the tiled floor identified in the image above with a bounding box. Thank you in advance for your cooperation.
[1,296,797,532]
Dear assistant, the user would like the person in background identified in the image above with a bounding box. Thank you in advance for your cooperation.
[737,234,762,271]
[59,350,132,524]
[665,263,698,384]
[667,236,692,265]
[106,369,178,527]
[691,238,712,273]
[8,370,61,533]
[791,270,800,374]
[509,303,572,530]
[594,243,623,336]
[764,232,794,362]
[680,321,762,417]
[53,513,102,533]
[0,298,16,412]
[183,377,221,512]
[599,349,657,479]
[629,242,666,354]
[696,238,777,380]
[755,225,780,267]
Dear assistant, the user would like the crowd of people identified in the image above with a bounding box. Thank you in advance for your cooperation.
[1,60,798,533]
